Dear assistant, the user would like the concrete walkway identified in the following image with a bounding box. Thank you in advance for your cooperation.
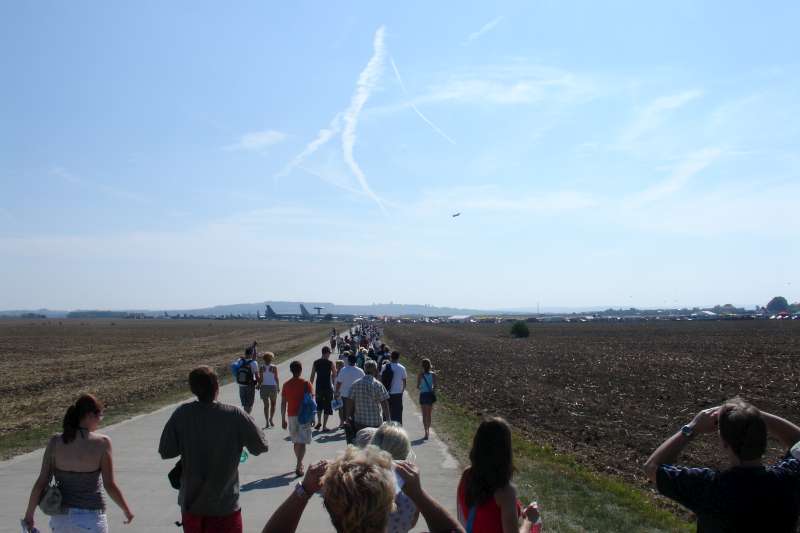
[0,339,459,532]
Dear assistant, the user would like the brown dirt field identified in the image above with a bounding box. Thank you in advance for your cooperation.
[0,319,333,450]
[384,321,800,489]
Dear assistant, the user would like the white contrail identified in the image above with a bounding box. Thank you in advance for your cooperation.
[465,16,504,43]
[341,26,387,213]
[275,26,389,212]
[390,57,456,145]
[275,113,342,178]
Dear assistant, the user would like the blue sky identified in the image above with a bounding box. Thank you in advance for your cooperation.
[1,1,798,310]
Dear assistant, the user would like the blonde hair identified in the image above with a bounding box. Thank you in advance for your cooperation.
[262,351,275,364]
[370,422,413,461]
[354,427,378,448]
[322,446,396,533]
[335,360,344,371]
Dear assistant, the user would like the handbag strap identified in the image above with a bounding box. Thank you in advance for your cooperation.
[465,506,477,533]
[46,438,57,485]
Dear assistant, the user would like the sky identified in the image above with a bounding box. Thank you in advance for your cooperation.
[1,1,799,311]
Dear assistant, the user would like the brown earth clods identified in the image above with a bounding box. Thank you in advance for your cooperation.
[384,321,800,489]
[0,319,333,445]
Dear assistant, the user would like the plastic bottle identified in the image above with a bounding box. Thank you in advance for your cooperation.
[528,501,542,533]
[240,450,249,463]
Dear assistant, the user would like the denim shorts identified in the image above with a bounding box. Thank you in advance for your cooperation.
[50,508,108,533]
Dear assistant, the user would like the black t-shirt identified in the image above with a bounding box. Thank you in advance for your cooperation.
[313,358,333,391]
[657,452,800,532]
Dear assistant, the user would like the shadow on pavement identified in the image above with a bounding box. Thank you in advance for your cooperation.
[241,472,296,492]
[315,432,346,444]
[410,437,427,446]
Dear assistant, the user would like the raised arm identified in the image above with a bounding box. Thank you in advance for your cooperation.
[761,410,800,450]
[645,407,717,483]
[396,461,465,533]
[262,461,326,533]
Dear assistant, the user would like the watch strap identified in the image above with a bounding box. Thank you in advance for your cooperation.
[294,482,311,500]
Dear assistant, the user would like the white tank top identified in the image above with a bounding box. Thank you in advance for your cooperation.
[260,364,277,386]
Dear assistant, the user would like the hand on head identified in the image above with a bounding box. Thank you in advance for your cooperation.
[302,460,328,494]
[394,460,423,499]
[691,406,720,434]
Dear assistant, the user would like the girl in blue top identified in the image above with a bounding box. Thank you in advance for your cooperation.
[417,358,437,440]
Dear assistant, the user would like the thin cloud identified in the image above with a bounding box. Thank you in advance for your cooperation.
[51,166,149,204]
[390,57,456,145]
[411,185,598,216]
[298,165,366,197]
[464,16,504,44]
[224,130,287,152]
[369,63,595,114]
[619,90,704,147]
[341,25,388,212]
[628,147,723,206]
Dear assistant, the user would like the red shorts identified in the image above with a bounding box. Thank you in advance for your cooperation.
[181,509,242,533]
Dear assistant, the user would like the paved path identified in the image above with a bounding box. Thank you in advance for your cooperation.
[0,339,459,532]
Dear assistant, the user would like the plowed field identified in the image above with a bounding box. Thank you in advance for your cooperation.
[384,321,800,488]
[0,319,332,452]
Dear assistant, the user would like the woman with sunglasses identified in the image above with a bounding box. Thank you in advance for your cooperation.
[23,394,134,532]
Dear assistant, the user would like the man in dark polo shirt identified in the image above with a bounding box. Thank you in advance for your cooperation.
[645,398,800,532]
[159,366,269,533]
[309,346,336,432]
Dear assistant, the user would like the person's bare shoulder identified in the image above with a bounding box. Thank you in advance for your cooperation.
[493,484,517,506]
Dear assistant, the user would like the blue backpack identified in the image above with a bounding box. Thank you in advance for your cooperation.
[298,392,317,425]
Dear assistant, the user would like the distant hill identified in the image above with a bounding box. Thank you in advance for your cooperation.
[1,301,486,318]
[0,308,69,318]
[164,301,486,317]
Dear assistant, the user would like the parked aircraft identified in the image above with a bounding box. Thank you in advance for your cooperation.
[260,303,318,321]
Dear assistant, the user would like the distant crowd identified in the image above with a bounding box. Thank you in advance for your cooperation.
[21,323,800,533]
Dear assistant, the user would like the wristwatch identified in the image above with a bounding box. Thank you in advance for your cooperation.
[293,482,311,500]
[680,424,695,439]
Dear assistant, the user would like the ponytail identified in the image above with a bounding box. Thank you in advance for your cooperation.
[61,394,104,444]
[62,405,80,444]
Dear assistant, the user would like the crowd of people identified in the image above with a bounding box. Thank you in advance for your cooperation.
[20,323,800,533]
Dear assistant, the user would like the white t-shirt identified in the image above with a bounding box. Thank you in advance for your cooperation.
[336,365,365,398]
[389,362,407,395]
